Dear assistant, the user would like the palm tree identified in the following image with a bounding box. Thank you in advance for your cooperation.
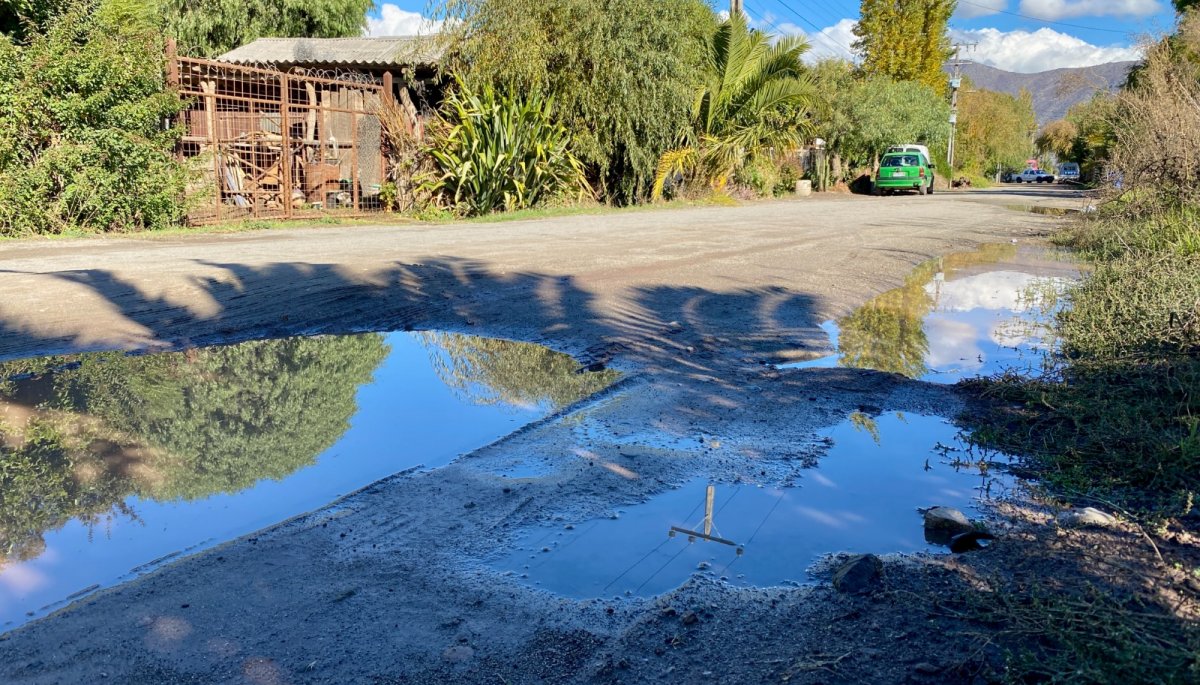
[653,14,815,199]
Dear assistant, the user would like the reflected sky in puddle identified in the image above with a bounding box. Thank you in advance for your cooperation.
[491,412,1015,598]
[780,244,1079,382]
[0,332,617,629]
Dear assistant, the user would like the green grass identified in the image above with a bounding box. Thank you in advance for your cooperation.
[961,583,1200,684]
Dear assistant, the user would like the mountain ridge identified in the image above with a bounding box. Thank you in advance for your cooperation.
[954,61,1136,125]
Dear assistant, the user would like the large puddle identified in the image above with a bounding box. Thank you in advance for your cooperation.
[0,332,618,629]
[491,412,1016,597]
[780,244,1079,382]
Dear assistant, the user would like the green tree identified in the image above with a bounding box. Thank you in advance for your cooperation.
[839,76,951,170]
[853,0,956,95]
[652,14,813,198]
[1036,119,1079,160]
[0,0,185,236]
[436,0,717,204]
[1065,91,1117,181]
[956,86,1036,174]
[0,0,71,40]
[157,0,374,58]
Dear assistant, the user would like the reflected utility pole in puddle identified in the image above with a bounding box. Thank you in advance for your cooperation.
[669,484,744,555]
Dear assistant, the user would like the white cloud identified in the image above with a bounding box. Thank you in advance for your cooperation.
[747,13,859,61]
[956,0,1008,19]
[367,4,444,36]
[951,27,1141,72]
[1018,0,1162,19]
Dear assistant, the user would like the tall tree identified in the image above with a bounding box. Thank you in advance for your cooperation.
[955,86,1036,174]
[436,0,717,204]
[1036,119,1079,159]
[157,0,374,58]
[853,0,956,95]
[653,14,814,197]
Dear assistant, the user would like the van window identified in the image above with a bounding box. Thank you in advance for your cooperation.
[883,155,920,167]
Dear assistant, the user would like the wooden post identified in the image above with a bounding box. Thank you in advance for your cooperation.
[202,78,220,222]
[280,72,292,219]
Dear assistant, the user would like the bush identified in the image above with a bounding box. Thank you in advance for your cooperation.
[0,0,185,236]
[423,81,589,216]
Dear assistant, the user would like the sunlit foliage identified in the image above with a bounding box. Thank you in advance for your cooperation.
[436,0,717,204]
[652,14,813,198]
[853,0,955,95]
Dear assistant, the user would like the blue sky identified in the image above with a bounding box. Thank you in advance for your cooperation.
[366,0,1175,72]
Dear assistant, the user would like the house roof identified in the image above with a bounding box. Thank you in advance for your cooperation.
[218,36,443,69]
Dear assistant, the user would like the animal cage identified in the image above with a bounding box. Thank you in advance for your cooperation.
[173,55,389,223]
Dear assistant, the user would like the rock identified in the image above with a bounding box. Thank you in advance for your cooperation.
[949,530,996,553]
[681,612,699,625]
[1058,507,1118,529]
[923,507,974,544]
[913,662,940,675]
[831,554,883,594]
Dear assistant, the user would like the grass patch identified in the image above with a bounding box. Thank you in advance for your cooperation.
[965,246,1200,519]
[961,583,1200,684]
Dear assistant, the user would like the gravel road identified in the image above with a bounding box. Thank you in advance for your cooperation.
[0,187,1079,684]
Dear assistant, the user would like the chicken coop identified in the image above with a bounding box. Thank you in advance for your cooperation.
[172,36,443,224]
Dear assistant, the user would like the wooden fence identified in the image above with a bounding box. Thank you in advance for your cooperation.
[172,54,393,223]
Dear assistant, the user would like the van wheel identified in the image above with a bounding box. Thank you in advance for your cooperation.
[918,183,927,196]
[928,179,934,195]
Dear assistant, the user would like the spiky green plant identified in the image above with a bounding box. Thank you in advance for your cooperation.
[653,14,814,198]
[423,80,589,216]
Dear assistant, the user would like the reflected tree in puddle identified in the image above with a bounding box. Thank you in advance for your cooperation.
[417,332,620,410]
[834,244,1018,378]
[0,334,388,561]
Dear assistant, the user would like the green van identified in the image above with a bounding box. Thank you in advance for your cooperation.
[873,151,934,196]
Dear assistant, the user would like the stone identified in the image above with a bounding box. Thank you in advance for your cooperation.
[1058,507,1118,529]
[949,530,996,553]
[831,554,883,595]
[923,507,974,544]
[913,662,940,675]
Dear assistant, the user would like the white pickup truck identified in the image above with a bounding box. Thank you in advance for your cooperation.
[1014,168,1055,183]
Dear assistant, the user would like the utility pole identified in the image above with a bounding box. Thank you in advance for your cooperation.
[731,0,743,16]
[946,43,976,171]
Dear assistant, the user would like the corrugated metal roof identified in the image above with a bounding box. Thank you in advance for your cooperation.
[218,36,443,68]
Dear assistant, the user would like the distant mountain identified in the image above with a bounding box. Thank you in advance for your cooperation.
[953,61,1137,125]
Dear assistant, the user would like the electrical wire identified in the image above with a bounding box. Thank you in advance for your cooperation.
[767,0,858,60]
[954,0,1131,35]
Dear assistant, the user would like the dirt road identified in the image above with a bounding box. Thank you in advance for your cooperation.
[0,188,1076,684]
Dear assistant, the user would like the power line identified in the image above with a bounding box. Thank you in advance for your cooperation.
[954,0,1131,35]
[766,0,858,60]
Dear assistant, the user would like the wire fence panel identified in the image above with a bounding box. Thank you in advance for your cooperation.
[174,56,387,224]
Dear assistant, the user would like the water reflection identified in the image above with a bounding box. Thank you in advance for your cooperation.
[418,332,620,410]
[783,244,1078,382]
[492,413,1015,598]
[0,331,615,628]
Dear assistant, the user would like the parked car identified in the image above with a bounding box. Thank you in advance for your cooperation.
[886,143,932,162]
[873,150,935,196]
[1057,162,1080,183]
[1014,168,1055,183]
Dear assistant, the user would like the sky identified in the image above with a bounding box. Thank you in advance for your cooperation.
[365,0,1175,73]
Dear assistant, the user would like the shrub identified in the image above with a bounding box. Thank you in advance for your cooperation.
[0,0,185,236]
[423,81,588,216]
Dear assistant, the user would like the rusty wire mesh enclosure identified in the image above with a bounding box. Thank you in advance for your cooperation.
[174,56,389,223]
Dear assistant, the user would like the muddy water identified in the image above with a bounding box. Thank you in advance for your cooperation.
[490,412,1016,597]
[0,332,618,629]
[489,244,1079,599]
[781,244,1080,382]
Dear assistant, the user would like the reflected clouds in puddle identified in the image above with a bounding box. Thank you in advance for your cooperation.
[780,244,1079,382]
